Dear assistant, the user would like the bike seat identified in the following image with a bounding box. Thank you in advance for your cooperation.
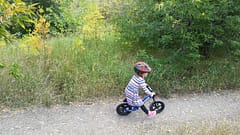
[123,98,127,102]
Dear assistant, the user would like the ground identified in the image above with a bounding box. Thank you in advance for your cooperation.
[0,90,240,135]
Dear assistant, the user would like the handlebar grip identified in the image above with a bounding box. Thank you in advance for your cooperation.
[146,85,153,92]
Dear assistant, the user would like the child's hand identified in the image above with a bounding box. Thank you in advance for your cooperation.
[150,92,156,97]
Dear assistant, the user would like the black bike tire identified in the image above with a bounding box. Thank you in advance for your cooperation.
[149,101,165,113]
[116,103,132,116]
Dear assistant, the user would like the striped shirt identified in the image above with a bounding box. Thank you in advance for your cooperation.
[125,75,152,106]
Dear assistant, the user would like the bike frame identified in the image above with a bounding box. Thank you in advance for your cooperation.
[123,85,157,112]
[124,94,155,112]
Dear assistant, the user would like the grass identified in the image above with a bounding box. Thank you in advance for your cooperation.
[168,121,240,135]
[133,119,240,135]
[1,2,240,107]
[75,119,240,135]
[0,0,239,108]
[0,32,240,108]
[136,50,240,97]
[0,32,134,107]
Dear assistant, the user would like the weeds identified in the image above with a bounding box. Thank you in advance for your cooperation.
[0,32,240,107]
[167,120,240,135]
[0,1,240,108]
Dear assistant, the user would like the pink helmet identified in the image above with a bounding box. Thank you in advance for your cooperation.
[134,62,151,75]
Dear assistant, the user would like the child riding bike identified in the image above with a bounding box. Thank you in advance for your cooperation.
[125,62,157,118]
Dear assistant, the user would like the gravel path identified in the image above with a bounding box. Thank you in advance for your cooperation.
[0,90,240,135]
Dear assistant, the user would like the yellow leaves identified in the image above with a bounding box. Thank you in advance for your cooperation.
[1,2,13,22]
[33,16,50,36]
[20,35,51,56]
[0,41,6,47]
[12,1,27,13]
[173,19,181,24]
[0,0,36,41]
[39,8,45,14]
[19,15,51,56]
[83,8,105,39]
[0,0,35,23]
[20,35,42,56]
[155,2,164,10]
[74,39,85,51]
[83,9,104,21]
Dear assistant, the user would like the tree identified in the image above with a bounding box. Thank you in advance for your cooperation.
[111,0,240,72]
[23,0,83,35]
[0,0,36,41]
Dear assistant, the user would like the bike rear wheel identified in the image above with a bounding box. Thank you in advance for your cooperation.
[116,103,132,115]
[149,101,165,114]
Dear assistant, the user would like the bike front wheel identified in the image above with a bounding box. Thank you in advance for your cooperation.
[116,103,132,116]
[149,101,165,114]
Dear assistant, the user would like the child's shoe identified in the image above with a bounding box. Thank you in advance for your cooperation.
[147,111,156,118]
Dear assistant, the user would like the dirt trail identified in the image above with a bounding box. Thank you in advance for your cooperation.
[0,90,240,135]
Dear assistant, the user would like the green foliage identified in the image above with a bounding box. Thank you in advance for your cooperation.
[0,29,131,107]
[110,0,240,74]
[0,0,240,108]
[0,60,23,79]
[23,0,88,35]
[0,0,36,41]
[135,50,240,95]
[0,62,6,68]
[9,62,24,79]
[0,0,86,38]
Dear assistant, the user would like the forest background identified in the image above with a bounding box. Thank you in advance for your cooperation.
[0,0,239,108]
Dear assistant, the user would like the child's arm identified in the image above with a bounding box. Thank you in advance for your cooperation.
[146,85,156,97]
[140,82,155,97]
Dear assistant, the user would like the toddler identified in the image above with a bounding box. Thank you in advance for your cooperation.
[125,62,156,118]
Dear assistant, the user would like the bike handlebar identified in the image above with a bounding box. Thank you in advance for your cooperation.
[146,85,153,92]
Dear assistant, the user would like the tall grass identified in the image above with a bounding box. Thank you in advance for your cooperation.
[156,60,240,96]
[1,33,240,108]
[137,51,240,96]
[0,34,240,107]
[155,120,240,135]
[0,0,240,107]
[46,34,131,100]
[142,120,240,135]
[0,32,134,107]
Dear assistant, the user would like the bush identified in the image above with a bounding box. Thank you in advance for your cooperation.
[110,0,240,74]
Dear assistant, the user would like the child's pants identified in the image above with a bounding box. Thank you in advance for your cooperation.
[140,105,149,114]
